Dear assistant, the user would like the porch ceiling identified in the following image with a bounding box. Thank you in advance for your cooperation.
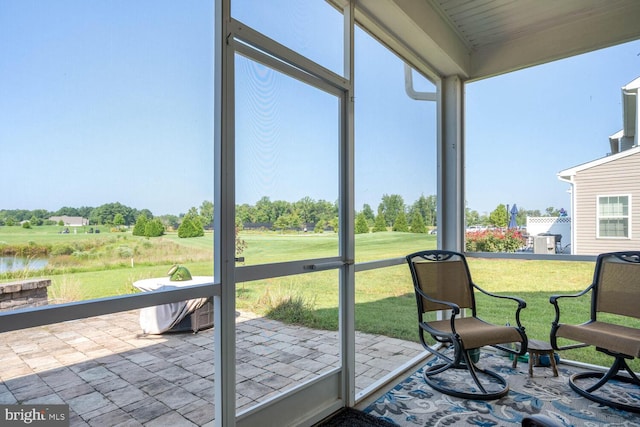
[334,0,640,81]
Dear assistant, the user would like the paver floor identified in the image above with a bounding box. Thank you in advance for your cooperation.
[0,310,424,426]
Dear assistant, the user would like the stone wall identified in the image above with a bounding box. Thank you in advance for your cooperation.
[0,279,51,311]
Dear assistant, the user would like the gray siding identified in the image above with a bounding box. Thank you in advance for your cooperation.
[573,151,640,255]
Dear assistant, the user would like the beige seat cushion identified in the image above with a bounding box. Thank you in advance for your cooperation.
[427,317,523,350]
[557,321,640,358]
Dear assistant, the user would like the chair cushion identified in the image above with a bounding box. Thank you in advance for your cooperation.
[427,317,523,350]
[556,321,640,358]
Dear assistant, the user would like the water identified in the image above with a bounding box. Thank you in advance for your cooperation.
[0,256,48,273]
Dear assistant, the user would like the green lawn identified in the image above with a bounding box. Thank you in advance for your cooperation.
[2,226,636,369]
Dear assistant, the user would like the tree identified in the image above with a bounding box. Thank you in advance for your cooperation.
[372,212,387,232]
[137,209,153,220]
[273,215,290,233]
[132,214,149,236]
[355,213,369,234]
[272,200,292,222]
[199,200,214,229]
[293,196,315,224]
[378,194,405,226]
[410,194,436,227]
[178,209,204,238]
[361,204,375,223]
[328,217,339,233]
[544,206,563,217]
[236,204,254,225]
[254,196,274,223]
[113,213,125,228]
[288,211,302,231]
[489,204,508,228]
[410,211,426,233]
[144,219,165,237]
[90,202,135,226]
[392,211,409,232]
[158,214,180,230]
[465,206,481,226]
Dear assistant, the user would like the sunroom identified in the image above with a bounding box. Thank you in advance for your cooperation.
[2,1,640,426]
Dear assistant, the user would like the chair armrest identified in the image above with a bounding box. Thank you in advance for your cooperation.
[473,284,526,327]
[473,284,526,308]
[549,283,594,350]
[549,283,594,323]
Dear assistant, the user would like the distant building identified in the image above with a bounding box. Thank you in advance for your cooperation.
[558,77,640,255]
[49,216,89,227]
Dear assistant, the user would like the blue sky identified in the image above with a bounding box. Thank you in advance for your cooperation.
[467,41,640,215]
[1,1,639,217]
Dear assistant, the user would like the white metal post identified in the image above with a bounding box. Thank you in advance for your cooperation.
[437,75,465,253]
[340,0,356,407]
[215,0,237,425]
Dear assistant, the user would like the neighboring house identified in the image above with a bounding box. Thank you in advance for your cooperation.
[558,77,640,255]
[49,215,89,227]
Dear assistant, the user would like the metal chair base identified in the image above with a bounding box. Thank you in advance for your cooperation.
[569,356,640,413]
[423,362,510,400]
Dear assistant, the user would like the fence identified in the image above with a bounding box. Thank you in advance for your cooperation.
[526,217,571,253]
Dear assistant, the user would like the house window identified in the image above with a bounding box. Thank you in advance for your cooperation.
[597,195,630,238]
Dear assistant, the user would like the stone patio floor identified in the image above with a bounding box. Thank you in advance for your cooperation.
[0,310,424,426]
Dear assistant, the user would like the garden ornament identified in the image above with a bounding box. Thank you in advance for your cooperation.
[167,264,192,281]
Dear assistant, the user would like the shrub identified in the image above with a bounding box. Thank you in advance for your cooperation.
[117,246,134,258]
[132,214,148,236]
[355,213,369,234]
[392,211,409,232]
[51,244,75,256]
[372,214,387,232]
[178,213,204,238]
[410,213,426,233]
[465,229,525,253]
[144,219,165,237]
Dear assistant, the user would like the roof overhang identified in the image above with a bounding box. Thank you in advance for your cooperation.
[557,145,640,181]
[330,0,640,82]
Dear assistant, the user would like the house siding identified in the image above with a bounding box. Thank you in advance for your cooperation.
[573,151,640,255]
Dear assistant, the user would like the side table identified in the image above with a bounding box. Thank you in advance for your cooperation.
[513,339,558,377]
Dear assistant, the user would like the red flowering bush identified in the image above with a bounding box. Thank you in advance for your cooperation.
[465,228,525,253]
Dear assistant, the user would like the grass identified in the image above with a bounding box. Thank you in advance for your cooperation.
[2,226,637,369]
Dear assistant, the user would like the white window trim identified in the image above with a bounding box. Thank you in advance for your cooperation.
[596,194,632,239]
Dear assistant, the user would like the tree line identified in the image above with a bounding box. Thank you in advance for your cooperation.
[0,201,214,231]
[237,194,437,234]
[0,196,566,235]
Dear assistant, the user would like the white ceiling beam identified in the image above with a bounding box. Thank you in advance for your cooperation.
[352,0,472,80]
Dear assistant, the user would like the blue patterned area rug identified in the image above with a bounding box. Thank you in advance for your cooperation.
[364,351,640,426]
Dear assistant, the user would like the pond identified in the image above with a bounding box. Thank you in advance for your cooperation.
[0,256,48,273]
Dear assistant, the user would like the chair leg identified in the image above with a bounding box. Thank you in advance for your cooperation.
[422,349,509,400]
[569,355,640,413]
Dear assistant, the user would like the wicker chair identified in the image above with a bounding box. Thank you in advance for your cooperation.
[550,251,640,413]
[406,250,528,400]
